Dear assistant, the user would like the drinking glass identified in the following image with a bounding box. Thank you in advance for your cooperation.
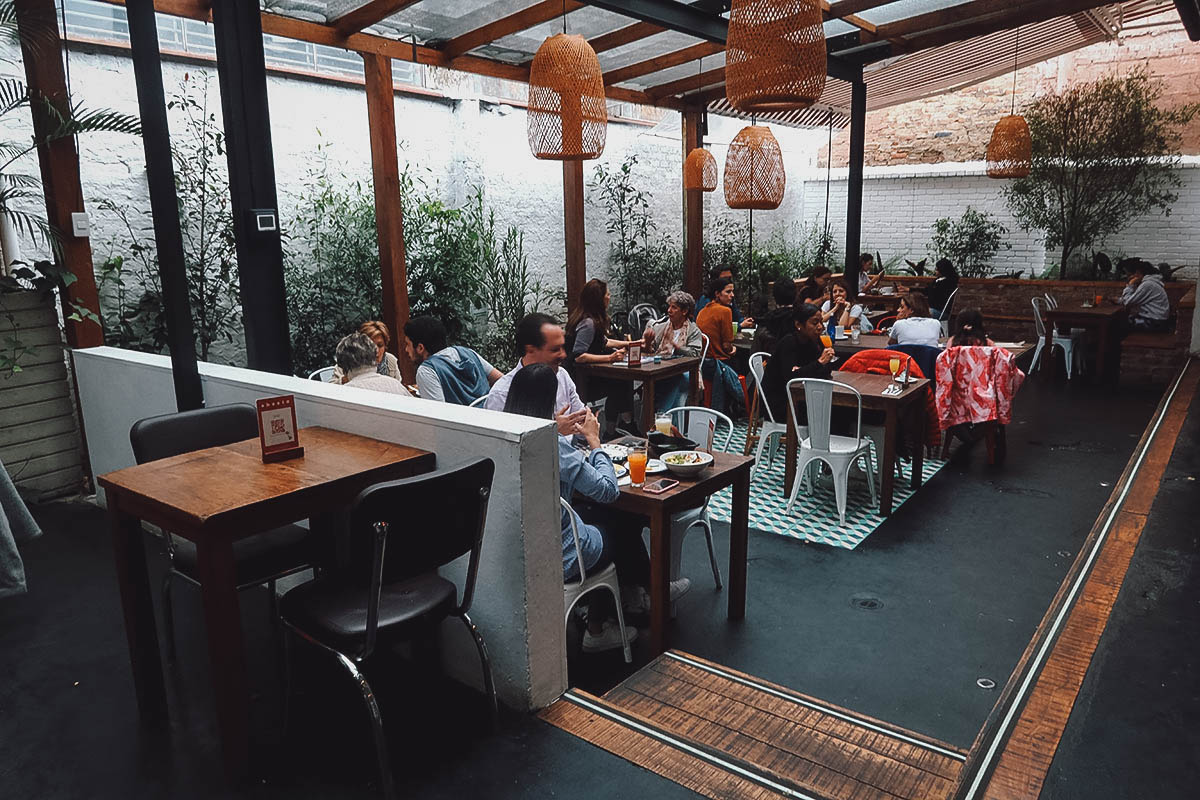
[820,334,833,349]
[627,446,648,488]
[731,321,739,338]
[655,415,673,436]
[849,328,860,343]
[889,357,901,379]
[1094,294,1104,306]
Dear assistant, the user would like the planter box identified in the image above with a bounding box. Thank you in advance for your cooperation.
[0,290,84,500]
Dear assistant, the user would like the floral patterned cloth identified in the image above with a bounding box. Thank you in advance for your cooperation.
[934,346,1026,430]
[840,349,941,449]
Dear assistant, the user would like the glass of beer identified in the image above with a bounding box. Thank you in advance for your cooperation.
[655,415,673,436]
[627,445,648,488]
[889,356,901,378]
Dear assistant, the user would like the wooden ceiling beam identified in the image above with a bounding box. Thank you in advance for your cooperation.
[646,66,724,100]
[589,20,665,53]
[819,1,877,35]
[441,0,585,60]
[603,41,724,86]
[894,0,1114,54]
[827,0,901,16]
[330,0,424,36]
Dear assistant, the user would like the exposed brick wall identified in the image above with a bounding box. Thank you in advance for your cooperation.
[823,14,1200,169]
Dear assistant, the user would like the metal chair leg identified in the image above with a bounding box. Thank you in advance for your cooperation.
[458,612,499,729]
[161,571,178,664]
[281,628,295,739]
[333,652,396,800]
[699,519,723,590]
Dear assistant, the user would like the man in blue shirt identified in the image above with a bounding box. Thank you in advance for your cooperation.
[404,316,502,404]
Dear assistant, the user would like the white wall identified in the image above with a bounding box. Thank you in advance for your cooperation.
[73,346,565,711]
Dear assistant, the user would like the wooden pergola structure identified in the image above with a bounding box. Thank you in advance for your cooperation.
[21,0,1184,408]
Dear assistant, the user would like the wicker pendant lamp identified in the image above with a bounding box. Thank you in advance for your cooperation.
[723,125,786,210]
[726,0,826,113]
[684,147,718,191]
[986,28,1031,178]
[527,33,607,160]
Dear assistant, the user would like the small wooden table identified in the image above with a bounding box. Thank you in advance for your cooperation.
[608,451,754,656]
[575,356,701,433]
[832,335,1036,363]
[1043,304,1124,382]
[783,372,928,516]
[98,428,435,781]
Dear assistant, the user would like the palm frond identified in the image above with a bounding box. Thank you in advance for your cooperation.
[1,173,40,189]
[0,0,59,59]
[0,140,32,165]
[0,77,30,117]
[0,204,55,250]
[39,98,142,139]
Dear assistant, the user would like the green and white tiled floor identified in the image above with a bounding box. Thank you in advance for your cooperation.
[706,422,948,550]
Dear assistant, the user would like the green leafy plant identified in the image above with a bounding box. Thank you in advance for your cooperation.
[1005,67,1199,271]
[928,206,1009,278]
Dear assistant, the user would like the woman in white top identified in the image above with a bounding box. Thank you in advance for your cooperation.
[888,292,942,347]
[819,279,873,334]
[643,290,703,411]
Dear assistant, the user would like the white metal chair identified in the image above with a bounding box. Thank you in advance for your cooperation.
[560,498,633,663]
[662,406,733,592]
[1030,297,1078,378]
[628,303,659,335]
[468,395,488,408]
[696,332,711,396]
[747,352,793,481]
[785,378,877,526]
[1044,292,1088,366]
[308,365,336,382]
[938,288,959,338]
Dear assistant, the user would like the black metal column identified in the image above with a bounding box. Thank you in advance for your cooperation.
[844,79,867,301]
[126,0,203,411]
[210,0,292,374]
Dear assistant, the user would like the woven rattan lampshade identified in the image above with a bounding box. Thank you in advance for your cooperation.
[527,33,607,160]
[723,126,785,210]
[986,114,1032,178]
[726,0,826,113]
[684,147,718,191]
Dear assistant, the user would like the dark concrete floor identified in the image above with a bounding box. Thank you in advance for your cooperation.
[0,376,1183,799]
[1040,388,1200,800]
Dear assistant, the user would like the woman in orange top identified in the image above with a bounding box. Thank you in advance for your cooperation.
[695,276,745,414]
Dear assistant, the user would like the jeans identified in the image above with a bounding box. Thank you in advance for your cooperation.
[701,358,744,416]
[654,373,690,413]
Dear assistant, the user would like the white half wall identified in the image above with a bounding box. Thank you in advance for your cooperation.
[73,346,565,711]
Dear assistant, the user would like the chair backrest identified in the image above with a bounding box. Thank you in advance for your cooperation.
[747,352,776,423]
[130,403,258,465]
[939,288,959,320]
[628,303,658,334]
[350,458,494,612]
[468,395,488,408]
[786,378,861,452]
[560,497,590,583]
[309,366,336,382]
[887,344,939,381]
[1043,292,1058,309]
[664,405,734,453]
[1030,296,1047,337]
[699,332,711,364]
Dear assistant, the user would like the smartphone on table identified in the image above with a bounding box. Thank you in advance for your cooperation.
[642,478,679,494]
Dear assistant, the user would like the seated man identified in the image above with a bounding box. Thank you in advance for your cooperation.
[486,312,587,436]
[1114,260,1171,332]
[405,316,502,404]
[336,333,414,396]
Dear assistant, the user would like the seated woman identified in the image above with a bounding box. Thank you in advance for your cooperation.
[946,308,995,348]
[761,304,836,423]
[888,291,942,347]
[335,333,414,396]
[926,259,959,320]
[331,320,402,384]
[797,265,832,304]
[503,364,650,653]
[566,279,632,427]
[695,275,748,415]
[643,290,703,411]
[819,279,873,334]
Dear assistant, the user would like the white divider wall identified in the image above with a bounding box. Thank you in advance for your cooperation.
[73,347,566,711]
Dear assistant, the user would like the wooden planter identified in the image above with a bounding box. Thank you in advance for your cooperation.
[0,289,84,500]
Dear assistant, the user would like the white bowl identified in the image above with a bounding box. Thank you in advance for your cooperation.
[661,450,715,477]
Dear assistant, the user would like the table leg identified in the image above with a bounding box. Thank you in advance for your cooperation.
[881,404,898,515]
[107,502,168,722]
[1096,320,1112,384]
[728,468,750,621]
[642,379,657,434]
[648,510,670,657]
[910,399,925,490]
[196,535,251,781]
[783,407,797,498]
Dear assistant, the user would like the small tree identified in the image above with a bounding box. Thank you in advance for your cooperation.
[928,206,1009,278]
[1005,68,1198,271]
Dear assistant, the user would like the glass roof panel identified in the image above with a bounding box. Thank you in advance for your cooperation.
[620,51,727,90]
[822,18,856,36]
[365,0,541,44]
[483,7,635,61]
[598,30,705,71]
[855,0,970,27]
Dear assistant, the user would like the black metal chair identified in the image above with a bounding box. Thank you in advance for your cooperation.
[129,403,317,662]
[279,458,497,800]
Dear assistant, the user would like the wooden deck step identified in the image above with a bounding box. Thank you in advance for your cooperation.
[541,651,965,800]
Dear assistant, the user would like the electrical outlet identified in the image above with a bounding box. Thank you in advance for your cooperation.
[71,212,90,238]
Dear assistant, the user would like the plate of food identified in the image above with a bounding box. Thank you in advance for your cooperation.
[612,463,628,478]
[662,450,715,477]
[646,458,667,475]
[600,443,629,461]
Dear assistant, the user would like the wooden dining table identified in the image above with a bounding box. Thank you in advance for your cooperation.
[98,427,435,781]
[606,449,754,656]
[1043,303,1124,382]
[783,372,929,516]
[575,355,701,434]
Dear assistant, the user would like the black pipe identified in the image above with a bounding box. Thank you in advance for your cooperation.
[844,80,866,302]
[125,0,204,411]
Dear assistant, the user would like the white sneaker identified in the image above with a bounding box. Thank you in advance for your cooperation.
[582,619,637,653]
[670,577,692,602]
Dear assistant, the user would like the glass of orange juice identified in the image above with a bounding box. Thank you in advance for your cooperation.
[888,356,901,378]
[820,333,833,349]
[627,445,648,488]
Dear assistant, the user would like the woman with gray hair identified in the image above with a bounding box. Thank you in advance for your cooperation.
[336,332,414,396]
[642,290,703,412]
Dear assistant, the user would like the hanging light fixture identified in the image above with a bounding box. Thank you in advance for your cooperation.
[683,59,718,191]
[986,27,1031,179]
[723,124,786,210]
[527,10,607,161]
[726,0,826,113]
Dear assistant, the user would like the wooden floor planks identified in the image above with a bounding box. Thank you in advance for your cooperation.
[541,651,965,800]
